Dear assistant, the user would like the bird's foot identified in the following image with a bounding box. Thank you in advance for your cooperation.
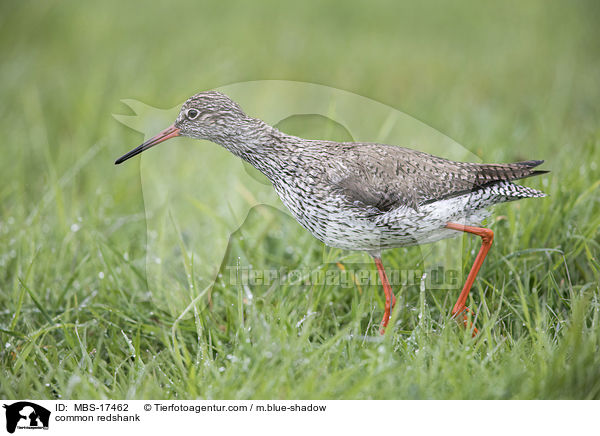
[379,321,391,336]
[451,306,479,337]
[379,307,392,335]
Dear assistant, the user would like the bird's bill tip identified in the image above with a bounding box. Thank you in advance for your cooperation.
[114,124,180,165]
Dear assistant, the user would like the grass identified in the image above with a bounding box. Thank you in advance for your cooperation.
[1,0,599,399]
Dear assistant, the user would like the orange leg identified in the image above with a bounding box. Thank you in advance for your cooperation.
[373,256,396,334]
[445,222,494,335]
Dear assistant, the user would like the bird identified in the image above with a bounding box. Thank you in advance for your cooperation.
[115,91,548,335]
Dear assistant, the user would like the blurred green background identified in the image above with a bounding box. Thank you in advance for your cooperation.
[1,0,599,399]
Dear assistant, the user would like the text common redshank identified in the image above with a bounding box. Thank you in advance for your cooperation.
[116,91,548,334]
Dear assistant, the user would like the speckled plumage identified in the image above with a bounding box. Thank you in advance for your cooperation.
[169,92,547,255]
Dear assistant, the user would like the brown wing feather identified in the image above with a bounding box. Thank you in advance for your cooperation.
[330,143,547,212]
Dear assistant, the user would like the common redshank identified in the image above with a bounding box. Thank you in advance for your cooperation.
[115,91,547,334]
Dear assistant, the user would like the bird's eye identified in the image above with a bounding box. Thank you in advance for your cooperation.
[186,109,200,120]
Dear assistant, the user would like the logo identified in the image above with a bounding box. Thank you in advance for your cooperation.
[2,402,50,433]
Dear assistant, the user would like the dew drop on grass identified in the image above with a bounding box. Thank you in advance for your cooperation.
[296,310,316,327]
[244,284,253,302]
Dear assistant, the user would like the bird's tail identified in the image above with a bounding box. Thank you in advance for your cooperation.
[475,159,549,183]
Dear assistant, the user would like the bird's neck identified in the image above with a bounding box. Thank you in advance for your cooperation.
[211,117,298,179]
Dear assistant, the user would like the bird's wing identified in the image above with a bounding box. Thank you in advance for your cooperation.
[328,143,547,212]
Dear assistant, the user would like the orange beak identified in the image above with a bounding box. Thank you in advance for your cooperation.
[115,124,180,165]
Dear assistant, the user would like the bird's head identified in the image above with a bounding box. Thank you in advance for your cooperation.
[115,91,249,164]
